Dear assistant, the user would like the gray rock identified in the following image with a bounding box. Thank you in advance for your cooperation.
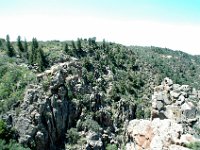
[151,78,200,137]
[181,101,197,122]
[172,84,181,92]
[51,70,65,91]
[180,85,191,92]
[162,77,173,86]
[8,62,83,149]
[86,131,103,150]
[126,118,197,150]
[170,91,181,99]
[156,100,164,110]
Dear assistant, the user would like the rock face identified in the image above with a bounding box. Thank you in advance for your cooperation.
[86,131,103,150]
[2,60,200,150]
[151,77,200,135]
[2,59,83,150]
[15,84,69,150]
[126,78,200,150]
[126,118,197,150]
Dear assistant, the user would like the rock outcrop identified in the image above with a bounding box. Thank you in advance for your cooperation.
[86,131,103,150]
[126,118,198,150]
[126,78,200,150]
[151,77,200,135]
[2,59,83,150]
[2,58,200,150]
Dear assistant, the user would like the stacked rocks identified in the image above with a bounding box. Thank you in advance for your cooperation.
[126,78,200,150]
[151,77,199,129]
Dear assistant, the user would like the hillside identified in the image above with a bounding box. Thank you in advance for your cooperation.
[132,46,200,88]
[0,37,200,150]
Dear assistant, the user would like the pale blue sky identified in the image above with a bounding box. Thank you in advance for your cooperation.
[0,0,200,54]
[1,0,200,22]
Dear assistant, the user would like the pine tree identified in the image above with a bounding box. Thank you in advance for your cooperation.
[88,37,97,47]
[33,38,39,49]
[17,36,24,52]
[36,48,45,72]
[29,38,39,64]
[71,40,76,50]
[24,39,28,60]
[24,39,28,52]
[76,38,85,57]
[70,40,77,57]
[88,38,92,46]
[103,39,106,49]
[64,43,69,53]
[6,35,15,57]
[77,38,82,50]
[0,39,2,49]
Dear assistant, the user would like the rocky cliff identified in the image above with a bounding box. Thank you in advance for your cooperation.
[1,59,200,150]
[1,58,83,149]
[1,61,200,150]
[1,38,200,150]
[126,77,200,150]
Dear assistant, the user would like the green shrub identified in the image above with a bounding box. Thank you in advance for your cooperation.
[0,62,36,113]
[106,144,118,150]
[186,142,200,150]
[42,76,51,91]
[0,139,30,150]
[66,128,80,144]
[0,120,15,142]
[82,119,100,132]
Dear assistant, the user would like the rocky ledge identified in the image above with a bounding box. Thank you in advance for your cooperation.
[126,77,200,150]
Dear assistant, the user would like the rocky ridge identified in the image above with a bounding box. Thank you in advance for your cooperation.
[1,58,200,150]
[1,58,83,149]
[126,77,200,150]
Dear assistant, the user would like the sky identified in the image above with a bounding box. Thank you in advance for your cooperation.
[0,0,200,55]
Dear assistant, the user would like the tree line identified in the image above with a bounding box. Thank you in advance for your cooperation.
[4,35,46,72]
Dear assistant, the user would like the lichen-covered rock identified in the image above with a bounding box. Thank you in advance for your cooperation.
[126,118,199,150]
[126,78,200,150]
[86,131,103,150]
[151,78,200,136]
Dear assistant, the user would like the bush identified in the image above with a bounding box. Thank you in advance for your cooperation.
[106,144,118,150]
[82,119,100,132]
[186,142,200,150]
[0,139,30,150]
[42,76,51,91]
[0,120,15,142]
[0,62,36,113]
[66,128,80,144]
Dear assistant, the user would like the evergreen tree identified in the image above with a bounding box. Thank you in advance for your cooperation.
[64,43,69,53]
[88,38,92,46]
[29,38,39,64]
[24,39,28,52]
[71,40,76,50]
[77,38,82,50]
[24,39,28,59]
[17,36,24,52]
[76,38,85,57]
[88,37,97,47]
[36,48,45,72]
[70,40,77,57]
[0,39,2,49]
[6,35,15,57]
[103,39,106,49]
